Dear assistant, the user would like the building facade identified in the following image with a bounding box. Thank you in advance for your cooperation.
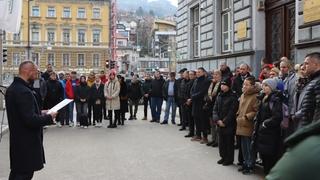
[3,0,110,77]
[176,0,320,76]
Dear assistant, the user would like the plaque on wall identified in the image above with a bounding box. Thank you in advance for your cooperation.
[237,21,247,40]
[304,0,320,23]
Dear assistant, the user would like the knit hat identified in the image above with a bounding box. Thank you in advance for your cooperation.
[221,78,232,88]
[262,78,278,91]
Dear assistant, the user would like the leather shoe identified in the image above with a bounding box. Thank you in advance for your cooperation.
[184,134,194,138]
[179,127,186,131]
[222,162,233,166]
[160,121,168,125]
[217,159,224,164]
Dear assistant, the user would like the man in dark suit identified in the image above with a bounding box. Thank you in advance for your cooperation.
[5,61,58,180]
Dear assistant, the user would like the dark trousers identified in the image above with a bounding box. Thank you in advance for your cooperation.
[261,154,278,174]
[120,112,126,124]
[129,99,139,117]
[108,110,120,125]
[150,97,163,121]
[76,102,88,126]
[237,135,244,164]
[9,171,34,180]
[195,116,208,138]
[218,133,235,163]
[186,107,194,135]
[57,106,67,125]
[181,105,188,128]
[93,103,102,124]
[88,101,93,125]
[143,97,151,117]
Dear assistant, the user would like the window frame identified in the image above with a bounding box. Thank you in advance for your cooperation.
[78,29,86,46]
[192,6,200,58]
[92,29,101,45]
[48,53,55,66]
[12,53,21,66]
[31,29,40,45]
[77,8,86,19]
[32,53,39,65]
[62,53,70,66]
[221,0,232,53]
[92,53,100,67]
[77,54,85,67]
[47,6,56,18]
[32,6,40,17]
[62,29,70,45]
[93,7,101,19]
[63,7,71,18]
[47,29,55,45]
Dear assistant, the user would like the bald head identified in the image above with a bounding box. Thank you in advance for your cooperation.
[19,61,38,83]
[239,64,250,76]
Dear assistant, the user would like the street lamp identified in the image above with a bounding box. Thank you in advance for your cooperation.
[27,0,34,60]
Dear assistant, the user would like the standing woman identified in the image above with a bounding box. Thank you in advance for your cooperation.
[90,75,105,127]
[75,75,90,128]
[119,76,128,125]
[253,78,283,175]
[104,71,121,128]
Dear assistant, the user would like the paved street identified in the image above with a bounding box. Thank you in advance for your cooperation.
[0,107,262,180]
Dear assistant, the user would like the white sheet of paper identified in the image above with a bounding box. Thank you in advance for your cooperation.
[47,99,73,114]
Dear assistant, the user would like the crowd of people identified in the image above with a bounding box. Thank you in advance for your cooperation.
[32,52,320,177]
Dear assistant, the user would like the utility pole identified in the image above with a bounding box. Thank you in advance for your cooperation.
[27,0,31,60]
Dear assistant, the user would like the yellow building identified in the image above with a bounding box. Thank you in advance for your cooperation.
[3,0,110,75]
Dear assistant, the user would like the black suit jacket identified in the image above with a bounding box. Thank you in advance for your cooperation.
[5,77,53,172]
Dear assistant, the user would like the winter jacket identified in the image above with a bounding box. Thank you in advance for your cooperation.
[212,90,239,135]
[253,92,283,155]
[232,73,254,98]
[119,81,129,113]
[283,72,297,115]
[74,82,90,103]
[236,87,260,137]
[104,78,121,110]
[142,79,152,95]
[44,80,64,109]
[178,78,190,105]
[162,79,178,102]
[295,70,320,127]
[266,120,320,180]
[5,77,53,172]
[128,80,143,101]
[89,83,104,104]
[191,76,211,117]
[150,77,165,98]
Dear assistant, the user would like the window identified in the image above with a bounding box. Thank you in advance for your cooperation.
[93,54,100,67]
[13,32,21,43]
[13,53,20,66]
[2,31,6,43]
[63,7,71,18]
[78,54,85,66]
[77,8,86,18]
[92,29,100,45]
[62,54,70,66]
[32,6,40,17]
[222,0,232,52]
[31,29,39,44]
[93,8,100,19]
[32,53,39,65]
[47,30,55,45]
[117,41,124,46]
[63,29,70,45]
[78,29,86,46]
[192,6,200,57]
[48,53,55,66]
[47,7,56,17]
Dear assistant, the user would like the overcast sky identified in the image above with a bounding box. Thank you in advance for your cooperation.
[148,0,178,7]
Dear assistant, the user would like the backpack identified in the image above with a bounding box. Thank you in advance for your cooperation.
[269,100,290,129]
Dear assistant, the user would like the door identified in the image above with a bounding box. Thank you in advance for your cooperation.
[266,0,295,62]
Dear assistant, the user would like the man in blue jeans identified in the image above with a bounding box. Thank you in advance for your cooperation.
[150,70,165,123]
[161,72,178,124]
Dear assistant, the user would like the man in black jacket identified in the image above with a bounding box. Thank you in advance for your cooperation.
[150,70,165,123]
[294,52,320,127]
[178,70,190,130]
[232,64,254,98]
[185,71,196,137]
[161,72,178,124]
[5,61,57,180]
[190,67,211,143]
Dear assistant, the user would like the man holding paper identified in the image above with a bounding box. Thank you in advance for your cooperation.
[5,61,58,180]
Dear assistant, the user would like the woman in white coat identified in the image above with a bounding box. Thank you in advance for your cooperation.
[104,71,121,128]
